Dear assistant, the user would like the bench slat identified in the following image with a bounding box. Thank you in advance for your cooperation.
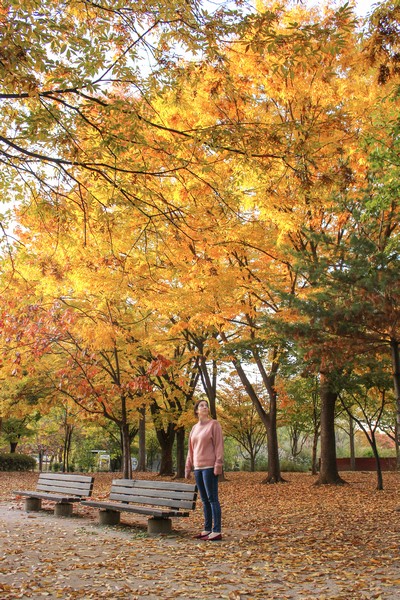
[109,491,196,510]
[112,479,197,493]
[111,482,196,499]
[35,474,93,496]
[38,473,94,484]
[36,483,93,496]
[112,482,196,500]
[13,491,83,502]
[109,479,197,510]
[82,500,189,518]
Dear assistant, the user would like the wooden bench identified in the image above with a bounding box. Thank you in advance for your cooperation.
[81,479,197,534]
[14,473,94,517]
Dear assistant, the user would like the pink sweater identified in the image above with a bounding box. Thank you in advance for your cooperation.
[185,419,224,477]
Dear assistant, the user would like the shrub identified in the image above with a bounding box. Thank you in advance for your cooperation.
[0,453,36,471]
[280,457,311,472]
[276,447,313,472]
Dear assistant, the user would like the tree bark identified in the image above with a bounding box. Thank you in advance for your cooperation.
[199,356,218,419]
[311,380,320,475]
[137,405,146,472]
[150,399,176,476]
[156,423,175,476]
[371,433,384,490]
[263,410,281,483]
[175,426,185,478]
[232,357,284,483]
[390,339,400,471]
[121,421,132,479]
[38,447,44,472]
[349,415,356,471]
[311,429,319,475]
[250,453,255,472]
[62,424,73,472]
[316,372,346,485]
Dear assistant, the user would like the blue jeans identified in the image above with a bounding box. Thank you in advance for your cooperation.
[194,468,221,533]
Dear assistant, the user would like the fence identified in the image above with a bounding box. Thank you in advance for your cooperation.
[336,457,398,471]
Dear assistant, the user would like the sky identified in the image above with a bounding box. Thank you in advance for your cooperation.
[354,0,378,15]
[305,0,379,16]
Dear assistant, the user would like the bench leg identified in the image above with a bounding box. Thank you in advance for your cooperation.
[148,517,172,535]
[25,497,42,512]
[54,502,73,517]
[99,509,120,526]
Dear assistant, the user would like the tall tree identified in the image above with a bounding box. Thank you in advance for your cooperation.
[219,377,268,471]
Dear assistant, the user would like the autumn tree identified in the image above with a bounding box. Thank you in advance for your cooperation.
[219,377,267,471]
[147,350,200,477]
[0,249,146,478]
[277,373,321,471]
[135,350,199,477]
[339,357,395,490]
[2,0,398,496]
[148,1,379,486]
[1,0,244,218]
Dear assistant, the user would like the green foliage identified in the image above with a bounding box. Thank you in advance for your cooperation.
[0,417,36,451]
[238,455,268,472]
[280,457,312,472]
[72,429,112,473]
[0,452,36,471]
[222,437,240,471]
[146,430,161,471]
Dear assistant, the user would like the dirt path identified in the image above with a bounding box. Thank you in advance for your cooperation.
[1,471,400,599]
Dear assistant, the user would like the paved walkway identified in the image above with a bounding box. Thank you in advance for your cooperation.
[0,501,257,600]
[2,471,400,599]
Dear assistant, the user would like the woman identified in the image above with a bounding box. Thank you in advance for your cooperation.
[185,399,224,541]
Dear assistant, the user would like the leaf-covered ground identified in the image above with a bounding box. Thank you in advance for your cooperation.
[0,471,399,599]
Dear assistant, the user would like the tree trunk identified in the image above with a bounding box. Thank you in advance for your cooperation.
[155,422,176,476]
[62,424,73,473]
[175,426,185,478]
[199,357,218,419]
[250,454,255,472]
[232,357,284,483]
[121,422,132,479]
[390,339,400,471]
[262,397,281,483]
[157,430,175,476]
[316,372,346,485]
[119,393,132,478]
[137,406,146,472]
[311,379,321,475]
[249,439,256,472]
[38,448,44,472]
[349,415,356,471]
[311,428,319,475]
[371,434,384,491]
[290,427,299,458]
